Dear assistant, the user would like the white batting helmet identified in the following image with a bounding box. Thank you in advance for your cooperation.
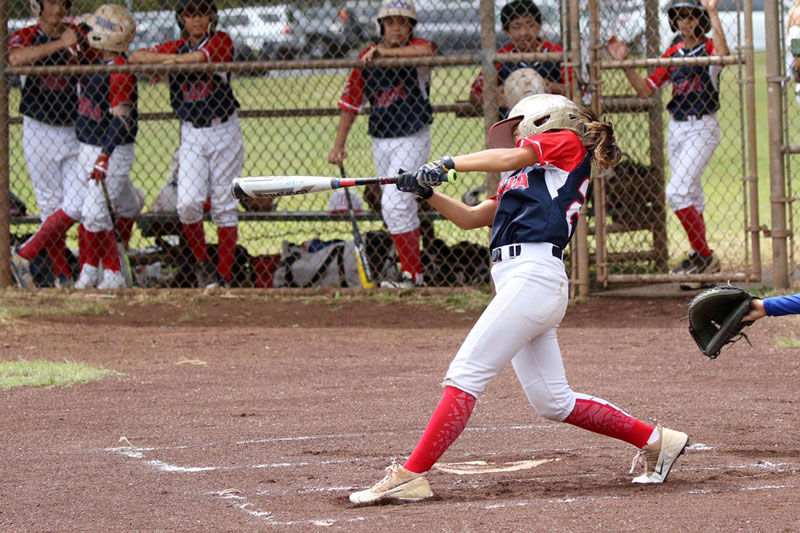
[84,4,136,53]
[488,94,586,149]
[503,68,548,109]
[378,0,418,22]
[30,0,72,18]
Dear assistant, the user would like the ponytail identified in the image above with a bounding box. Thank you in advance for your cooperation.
[578,108,621,170]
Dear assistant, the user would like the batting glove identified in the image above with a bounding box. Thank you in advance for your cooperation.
[417,155,455,186]
[91,153,110,181]
[396,170,433,200]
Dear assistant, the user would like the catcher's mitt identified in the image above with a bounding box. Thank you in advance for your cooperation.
[687,286,757,359]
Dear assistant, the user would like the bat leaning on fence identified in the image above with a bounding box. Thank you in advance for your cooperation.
[98,179,134,288]
[230,170,458,200]
[338,162,375,289]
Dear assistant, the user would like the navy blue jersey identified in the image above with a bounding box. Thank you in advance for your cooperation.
[489,130,591,250]
[76,56,138,146]
[338,39,434,139]
[10,25,81,126]
[152,32,239,127]
[646,38,721,120]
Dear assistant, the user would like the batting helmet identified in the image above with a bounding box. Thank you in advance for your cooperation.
[488,93,586,149]
[377,0,417,36]
[175,0,218,34]
[667,0,711,34]
[30,0,72,18]
[84,4,136,53]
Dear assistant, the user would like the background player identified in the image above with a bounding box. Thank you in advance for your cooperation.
[349,94,689,504]
[130,0,244,288]
[73,4,137,290]
[469,0,565,118]
[328,0,434,288]
[8,0,83,287]
[607,0,729,284]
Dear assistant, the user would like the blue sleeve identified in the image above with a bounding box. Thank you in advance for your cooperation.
[763,293,800,317]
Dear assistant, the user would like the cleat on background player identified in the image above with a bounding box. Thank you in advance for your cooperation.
[75,264,101,289]
[670,251,720,276]
[10,246,34,288]
[349,462,433,504]
[194,259,219,289]
[630,426,689,484]
[97,269,126,290]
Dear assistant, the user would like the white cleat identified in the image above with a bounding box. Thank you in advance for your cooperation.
[97,269,126,289]
[630,426,690,484]
[75,264,101,289]
[349,462,433,504]
[10,246,34,288]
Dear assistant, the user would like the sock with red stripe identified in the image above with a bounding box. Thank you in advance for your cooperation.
[563,393,655,449]
[674,206,711,257]
[182,221,209,262]
[217,226,238,282]
[390,228,422,282]
[78,224,87,267]
[46,232,70,277]
[102,231,121,271]
[19,208,75,262]
[117,217,134,248]
[403,386,477,474]
[84,230,104,268]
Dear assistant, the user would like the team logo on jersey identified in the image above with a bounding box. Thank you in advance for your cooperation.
[375,84,407,108]
[78,97,102,121]
[181,80,215,102]
[497,172,529,197]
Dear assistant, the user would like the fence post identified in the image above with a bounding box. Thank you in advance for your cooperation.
[479,0,499,193]
[743,0,761,281]
[0,0,10,288]
[765,0,790,288]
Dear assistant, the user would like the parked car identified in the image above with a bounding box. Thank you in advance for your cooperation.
[217,5,304,61]
[297,6,372,59]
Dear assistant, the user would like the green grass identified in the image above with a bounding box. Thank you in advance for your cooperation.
[775,335,800,348]
[0,359,122,389]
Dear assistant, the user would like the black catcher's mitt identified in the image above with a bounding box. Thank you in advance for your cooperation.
[687,286,757,359]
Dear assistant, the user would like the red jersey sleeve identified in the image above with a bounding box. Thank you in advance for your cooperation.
[109,58,135,108]
[9,26,37,49]
[200,32,234,63]
[517,130,587,171]
[338,44,374,113]
[646,43,682,89]
[150,39,183,54]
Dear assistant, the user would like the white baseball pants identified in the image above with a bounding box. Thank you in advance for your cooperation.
[22,116,82,220]
[443,243,576,422]
[79,142,137,232]
[665,113,720,213]
[371,126,431,235]
[177,112,244,228]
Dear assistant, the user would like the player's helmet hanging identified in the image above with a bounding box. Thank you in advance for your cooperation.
[84,4,136,53]
[175,0,218,33]
[30,0,72,18]
[667,0,711,34]
[377,0,418,36]
[488,94,586,149]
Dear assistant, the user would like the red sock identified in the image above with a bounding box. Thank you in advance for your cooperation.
[45,232,70,277]
[390,228,422,278]
[19,208,75,261]
[102,231,121,271]
[117,217,134,248]
[182,221,209,262]
[78,224,87,267]
[217,226,237,282]
[84,230,104,268]
[563,394,654,449]
[403,386,477,474]
[674,206,711,257]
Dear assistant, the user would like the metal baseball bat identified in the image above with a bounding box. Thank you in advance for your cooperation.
[338,163,375,289]
[98,178,134,288]
[231,169,458,200]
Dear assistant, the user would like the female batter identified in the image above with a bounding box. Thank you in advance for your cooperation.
[607,0,729,282]
[349,94,689,504]
[328,0,434,288]
[130,0,244,288]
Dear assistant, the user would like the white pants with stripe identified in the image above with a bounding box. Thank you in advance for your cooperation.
[443,242,576,421]
[371,126,431,235]
[665,113,720,213]
[79,142,139,232]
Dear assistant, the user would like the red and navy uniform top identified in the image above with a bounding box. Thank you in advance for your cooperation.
[149,32,239,127]
[764,294,800,317]
[646,38,721,120]
[338,38,434,139]
[489,129,591,251]
[471,41,565,119]
[9,24,86,126]
[75,55,138,146]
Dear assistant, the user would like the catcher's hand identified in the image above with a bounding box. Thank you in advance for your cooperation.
[687,285,758,359]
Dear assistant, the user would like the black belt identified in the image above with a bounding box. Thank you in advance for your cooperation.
[673,113,706,122]
[190,114,230,128]
[491,244,562,262]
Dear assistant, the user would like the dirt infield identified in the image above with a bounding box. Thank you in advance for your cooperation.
[2,290,799,531]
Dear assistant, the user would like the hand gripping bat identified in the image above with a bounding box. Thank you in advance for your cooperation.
[230,169,458,200]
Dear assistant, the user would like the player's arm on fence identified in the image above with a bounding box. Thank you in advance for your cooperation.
[702,0,729,56]
[9,27,77,66]
[606,36,654,99]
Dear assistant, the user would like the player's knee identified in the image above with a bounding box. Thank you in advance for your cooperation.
[177,202,203,224]
[528,388,574,422]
